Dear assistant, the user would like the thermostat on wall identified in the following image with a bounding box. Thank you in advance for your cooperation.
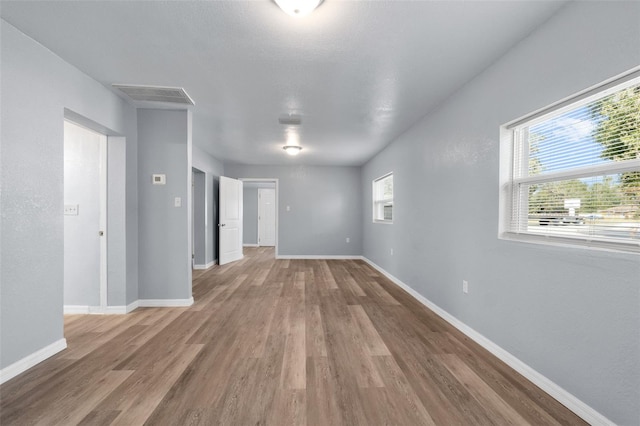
[152,174,166,185]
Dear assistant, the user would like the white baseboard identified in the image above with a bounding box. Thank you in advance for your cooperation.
[276,254,363,260]
[0,338,67,385]
[361,257,613,426]
[138,297,194,307]
[126,300,139,313]
[63,305,91,314]
[64,304,133,315]
[243,243,259,247]
[193,260,216,270]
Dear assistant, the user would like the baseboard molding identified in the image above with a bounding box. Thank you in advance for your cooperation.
[126,300,139,313]
[361,257,613,426]
[63,305,91,314]
[276,254,363,260]
[64,304,132,315]
[138,297,194,307]
[0,338,67,385]
[243,243,259,247]
[193,260,216,270]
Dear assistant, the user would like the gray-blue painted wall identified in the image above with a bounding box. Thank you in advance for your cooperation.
[137,109,192,300]
[243,187,259,245]
[362,2,640,423]
[1,20,138,368]
[225,164,363,256]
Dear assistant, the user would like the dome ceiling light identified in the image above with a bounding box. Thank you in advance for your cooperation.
[274,0,323,17]
[283,145,303,156]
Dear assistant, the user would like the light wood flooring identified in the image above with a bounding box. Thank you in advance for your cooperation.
[0,247,586,425]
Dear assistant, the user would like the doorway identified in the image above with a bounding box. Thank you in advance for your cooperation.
[63,120,107,312]
[192,168,206,269]
[240,178,279,257]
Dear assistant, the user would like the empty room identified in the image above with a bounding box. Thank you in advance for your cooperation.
[1,1,639,425]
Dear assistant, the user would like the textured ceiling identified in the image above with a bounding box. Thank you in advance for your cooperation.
[1,1,566,166]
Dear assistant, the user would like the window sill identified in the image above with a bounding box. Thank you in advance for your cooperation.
[373,220,393,225]
[499,231,640,255]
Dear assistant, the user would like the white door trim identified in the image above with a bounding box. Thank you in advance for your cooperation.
[99,134,108,309]
[239,178,279,257]
[64,119,108,309]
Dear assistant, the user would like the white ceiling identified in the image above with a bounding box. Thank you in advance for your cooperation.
[1,0,566,166]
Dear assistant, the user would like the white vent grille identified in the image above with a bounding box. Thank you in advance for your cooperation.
[112,84,195,105]
[278,114,302,126]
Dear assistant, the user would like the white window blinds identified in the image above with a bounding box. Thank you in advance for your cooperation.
[507,75,640,250]
[373,173,393,222]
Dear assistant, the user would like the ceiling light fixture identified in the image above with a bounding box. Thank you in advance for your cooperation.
[274,0,323,17]
[283,145,303,156]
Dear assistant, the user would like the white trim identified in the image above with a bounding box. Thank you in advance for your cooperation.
[276,254,363,260]
[138,297,194,307]
[63,305,91,314]
[193,260,216,270]
[99,134,108,310]
[505,66,640,129]
[243,244,259,248]
[0,339,67,385]
[64,304,136,315]
[126,300,139,313]
[361,257,615,426]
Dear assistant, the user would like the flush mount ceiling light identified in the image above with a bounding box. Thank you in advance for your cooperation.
[274,0,323,17]
[283,145,303,156]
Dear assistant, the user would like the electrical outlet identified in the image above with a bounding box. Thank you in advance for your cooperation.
[463,280,469,294]
[64,204,79,215]
[174,197,182,207]
[390,248,394,256]
[346,237,350,243]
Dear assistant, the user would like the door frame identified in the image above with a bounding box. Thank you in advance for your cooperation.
[239,178,279,257]
[63,119,108,311]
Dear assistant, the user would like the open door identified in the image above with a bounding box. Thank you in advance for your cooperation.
[219,176,243,265]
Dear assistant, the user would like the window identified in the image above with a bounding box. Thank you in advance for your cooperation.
[500,71,640,252]
[373,173,393,223]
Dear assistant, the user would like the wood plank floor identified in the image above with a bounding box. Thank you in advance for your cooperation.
[0,247,587,425]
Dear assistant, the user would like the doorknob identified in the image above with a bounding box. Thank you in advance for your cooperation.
[219,223,226,227]
[99,231,104,236]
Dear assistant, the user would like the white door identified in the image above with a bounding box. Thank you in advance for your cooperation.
[63,120,107,309]
[258,188,276,246]
[219,176,243,265]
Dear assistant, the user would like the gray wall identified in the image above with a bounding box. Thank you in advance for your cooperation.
[225,164,362,256]
[243,187,259,245]
[1,21,137,368]
[137,109,192,300]
[362,2,640,423]
[193,146,224,264]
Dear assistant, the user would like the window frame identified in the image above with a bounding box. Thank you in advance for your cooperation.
[499,68,640,254]
[372,172,394,224]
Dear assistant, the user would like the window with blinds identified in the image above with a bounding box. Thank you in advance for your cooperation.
[373,173,393,223]
[502,71,640,251]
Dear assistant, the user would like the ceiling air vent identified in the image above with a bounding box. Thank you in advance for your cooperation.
[112,84,195,105]
[278,114,302,126]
